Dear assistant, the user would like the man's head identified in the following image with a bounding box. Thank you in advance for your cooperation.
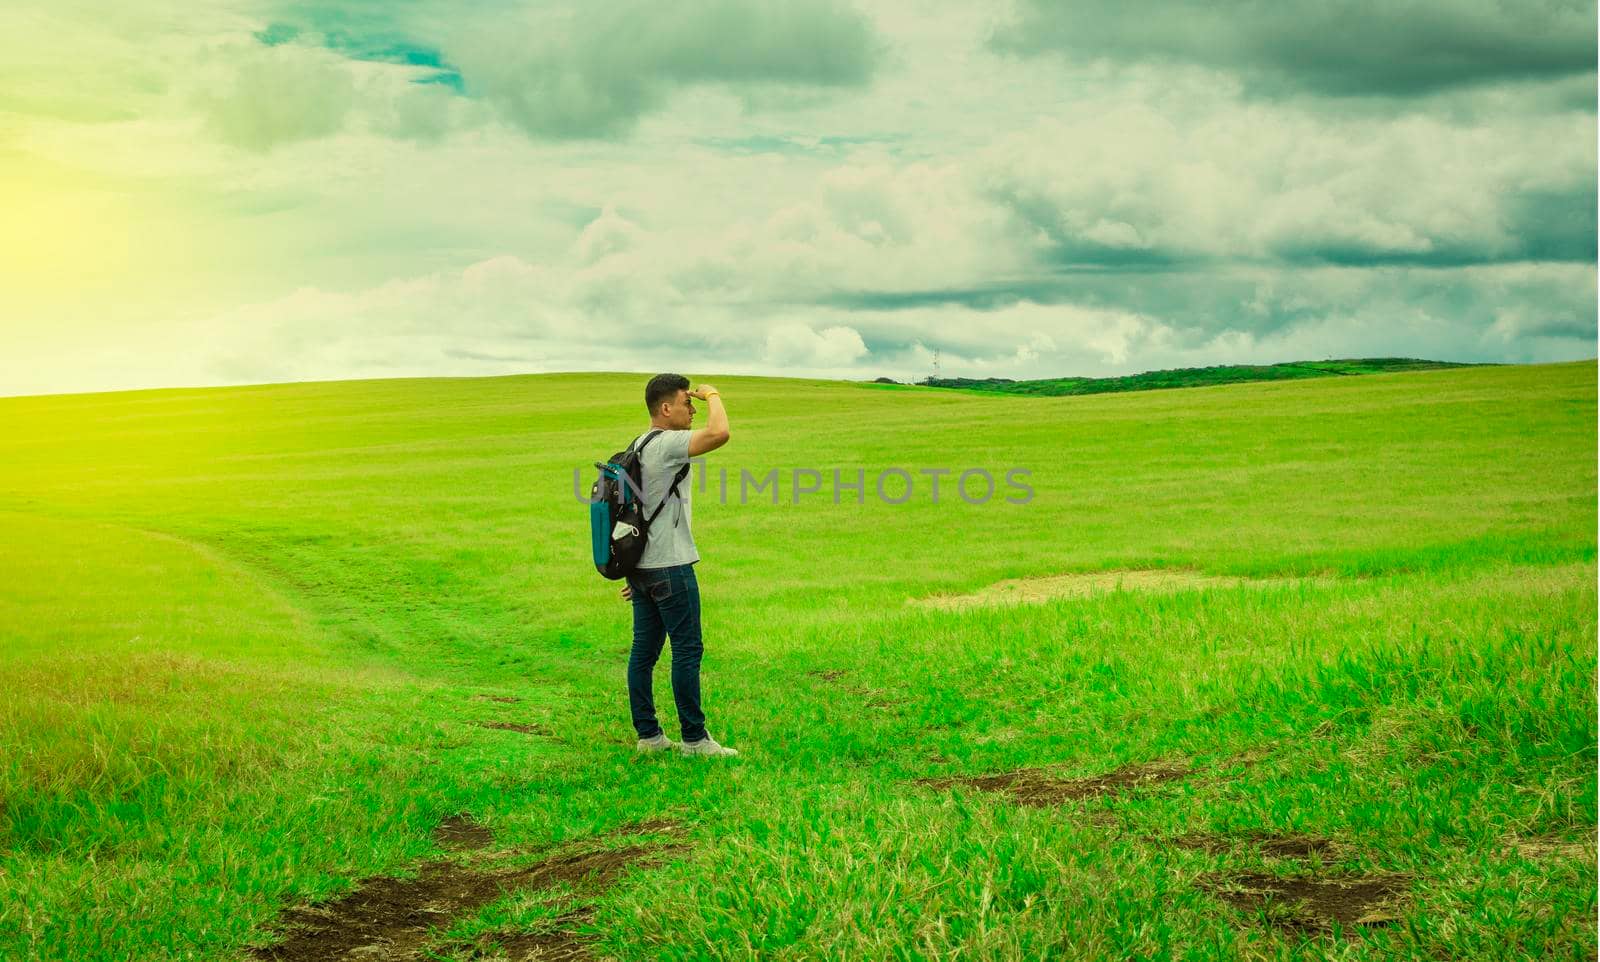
[645,373,695,429]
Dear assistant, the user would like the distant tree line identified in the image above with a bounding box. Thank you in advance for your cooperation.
[895,358,1486,397]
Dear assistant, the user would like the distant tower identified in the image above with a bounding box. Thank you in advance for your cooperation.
[932,349,941,381]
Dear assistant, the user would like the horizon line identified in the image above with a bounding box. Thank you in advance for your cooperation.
[1,356,1594,403]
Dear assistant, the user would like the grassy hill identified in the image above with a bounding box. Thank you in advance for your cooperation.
[0,361,1594,960]
[916,357,1485,396]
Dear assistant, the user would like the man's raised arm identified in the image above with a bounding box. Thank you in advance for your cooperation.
[688,384,730,457]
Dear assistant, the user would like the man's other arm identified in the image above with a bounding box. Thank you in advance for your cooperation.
[688,385,730,457]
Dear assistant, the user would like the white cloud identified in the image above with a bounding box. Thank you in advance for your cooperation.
[973,96,1595,265]
[764,323,869,366]
[574,205,648,264]
[193,39,358,151]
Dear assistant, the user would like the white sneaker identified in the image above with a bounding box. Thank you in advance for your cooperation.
[636,733,675,752]
[678,734,739,757]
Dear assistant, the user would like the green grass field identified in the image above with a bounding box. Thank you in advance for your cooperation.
[1,360,1594,960]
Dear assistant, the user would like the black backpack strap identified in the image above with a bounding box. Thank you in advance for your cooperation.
[646,463,690,527]
[630,428,665,454]
[629,428,689,528]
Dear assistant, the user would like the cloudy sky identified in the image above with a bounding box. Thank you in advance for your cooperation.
[3,0,1595,396]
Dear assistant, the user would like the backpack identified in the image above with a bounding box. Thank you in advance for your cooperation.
[588,429,691,580]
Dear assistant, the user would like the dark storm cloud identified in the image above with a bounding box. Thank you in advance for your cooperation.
[992,0,1597,98]
[248,0,880,139]
[447,0,883,140]
[814,261,1596,358]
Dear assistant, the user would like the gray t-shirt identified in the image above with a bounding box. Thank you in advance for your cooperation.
[631,429,699,569]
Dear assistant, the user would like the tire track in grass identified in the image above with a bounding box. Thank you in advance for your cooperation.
[1199,871,1413,934]
[915,759,1196,806]
[913,749,1422,938]
[250,816,687,961]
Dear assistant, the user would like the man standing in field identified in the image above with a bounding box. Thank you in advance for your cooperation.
[618,373,739,757]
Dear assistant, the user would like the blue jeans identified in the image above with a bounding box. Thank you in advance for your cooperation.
[626,563,706,742]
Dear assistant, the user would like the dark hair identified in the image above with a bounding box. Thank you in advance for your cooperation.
[645,373,690,415]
